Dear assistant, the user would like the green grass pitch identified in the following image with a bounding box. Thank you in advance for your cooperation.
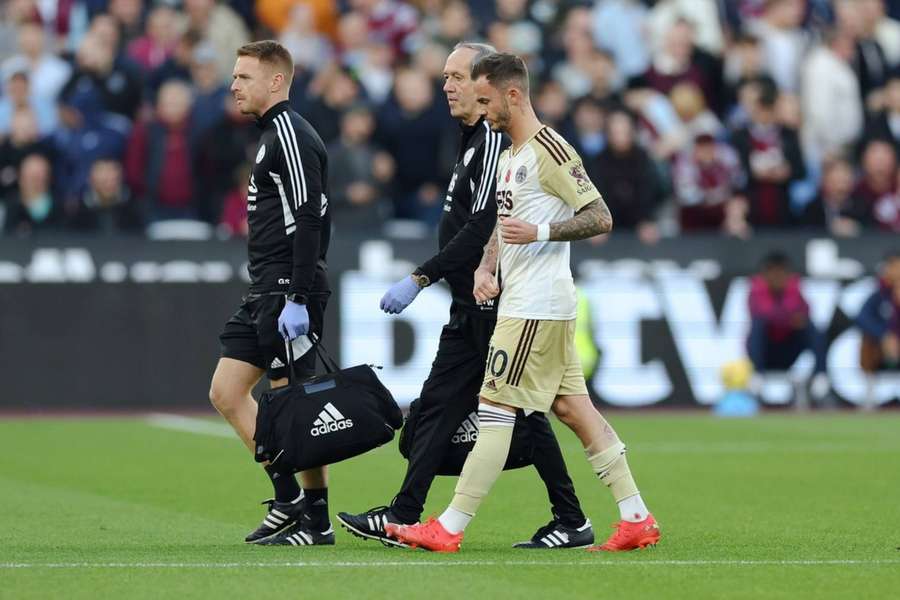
[1,413,898,599]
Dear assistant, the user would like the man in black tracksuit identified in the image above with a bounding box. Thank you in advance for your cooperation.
[210,41,334,548]
[337,43,594,549]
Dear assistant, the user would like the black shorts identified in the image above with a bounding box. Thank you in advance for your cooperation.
[219,292,328,381]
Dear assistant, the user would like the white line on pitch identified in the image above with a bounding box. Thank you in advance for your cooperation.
[144,414,235,438]
[2,560,899,569]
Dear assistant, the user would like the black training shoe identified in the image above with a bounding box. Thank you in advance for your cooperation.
[258,518,335,546]
[245,497,305,544]
[513,518,594,549]
[336,506,410,547]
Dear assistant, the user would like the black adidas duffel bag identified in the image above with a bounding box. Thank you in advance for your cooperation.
[254,342,402,474]
[398,397,535,476]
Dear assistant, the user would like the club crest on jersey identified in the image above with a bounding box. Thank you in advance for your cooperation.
[569,161,592,195]
[256,145,266,164]
[463,147,475,166]
[515,165,527,184]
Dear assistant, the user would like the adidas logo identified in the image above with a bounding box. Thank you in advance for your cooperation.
[484,379,497,391]
[310,402,354,437]
[271,357,285,368]
[451,412,479,444]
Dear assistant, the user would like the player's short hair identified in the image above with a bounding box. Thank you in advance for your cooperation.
[236,40,294,85]
[452,42,496,69]
[471,52,529,94]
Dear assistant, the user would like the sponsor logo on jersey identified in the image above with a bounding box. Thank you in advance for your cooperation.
[256,145,266,164]
[463,147,475,166]
[569,161,593,195]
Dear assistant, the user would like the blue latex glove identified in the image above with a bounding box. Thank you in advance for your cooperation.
[278,301,309,340]
[380,276,422,314]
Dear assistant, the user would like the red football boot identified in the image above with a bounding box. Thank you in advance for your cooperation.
[384,518,463,553]
[587,514,660,552]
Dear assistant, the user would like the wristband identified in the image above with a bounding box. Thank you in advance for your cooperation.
[536,223,550,242]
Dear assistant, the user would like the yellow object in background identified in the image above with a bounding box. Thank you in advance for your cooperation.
[721,358,754,391]
[575,288,599,379]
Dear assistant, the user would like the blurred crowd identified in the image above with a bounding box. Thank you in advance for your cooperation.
[1,0,899,241]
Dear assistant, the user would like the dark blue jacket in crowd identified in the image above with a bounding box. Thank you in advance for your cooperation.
[855,280,897,340]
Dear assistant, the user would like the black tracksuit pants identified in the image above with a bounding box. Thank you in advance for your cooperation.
[390,307,586,527]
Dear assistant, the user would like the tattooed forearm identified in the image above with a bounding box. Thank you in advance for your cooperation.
[549,197,613,241]
[479,222,500,273]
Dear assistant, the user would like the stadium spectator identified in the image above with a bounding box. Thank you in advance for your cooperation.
[127,3,180,72]
[747,252,830,401]
[798,156,870,236]
[534,79,571,132]
[871,169,900,232]
[672,132,749,236]
[255,0,339,37]
[181,0,250,80]
[146,29,201,96]
[189,43,229,143]
[0,108,54,202]
[59,31,142,121]
[731,78,806,228]
[834,0,891,104]
[632,18,722,114]
[278,3,334,73]
[864,0,900,67]
[592,107,663,244]
[860,69,900,156]
[350,0,419,60]
[0,62,57,136]
[723,33,767,114]
[302,65,363,145]
[551,16,602,100]
[569,97,605,168]
[194,94,257,223]
[3,154,59,235]
[670,82,723,141]
[426,0,473,49]
[856,251,900,375]
[69,158,143,233]
[109,0,147,47]
[327,104,394,229]
[590,0,650,79]
[747,0,809,93]
[855,140,898,223]
[647,0,724,57]
[217,163,249,238]
[800,29,864,166]
[375,66,450,223]
[125,80,198,221]
[2,20,71,103]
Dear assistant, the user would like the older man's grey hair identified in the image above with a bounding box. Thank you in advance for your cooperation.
[452,42,497,67]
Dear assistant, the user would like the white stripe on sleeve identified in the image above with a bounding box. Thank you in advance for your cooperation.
[474,123,501,213]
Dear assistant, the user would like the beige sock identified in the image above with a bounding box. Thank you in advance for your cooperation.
[586,440,639,502]
[449,405,515,515]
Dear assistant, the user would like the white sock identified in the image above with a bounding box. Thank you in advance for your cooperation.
[438,506,473,534]
[618,493,649,522]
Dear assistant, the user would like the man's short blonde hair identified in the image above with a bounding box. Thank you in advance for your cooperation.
[236,40,294,85]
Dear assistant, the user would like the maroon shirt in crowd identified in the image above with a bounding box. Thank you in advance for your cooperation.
[748,274,809,342]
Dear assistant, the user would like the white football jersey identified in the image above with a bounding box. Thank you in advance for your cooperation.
[495,126,600,320]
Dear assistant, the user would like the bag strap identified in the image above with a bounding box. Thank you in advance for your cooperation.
[284,334,340,386]
[311,333,340,373]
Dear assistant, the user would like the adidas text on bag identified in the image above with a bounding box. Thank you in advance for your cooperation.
[311,402,354,436]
